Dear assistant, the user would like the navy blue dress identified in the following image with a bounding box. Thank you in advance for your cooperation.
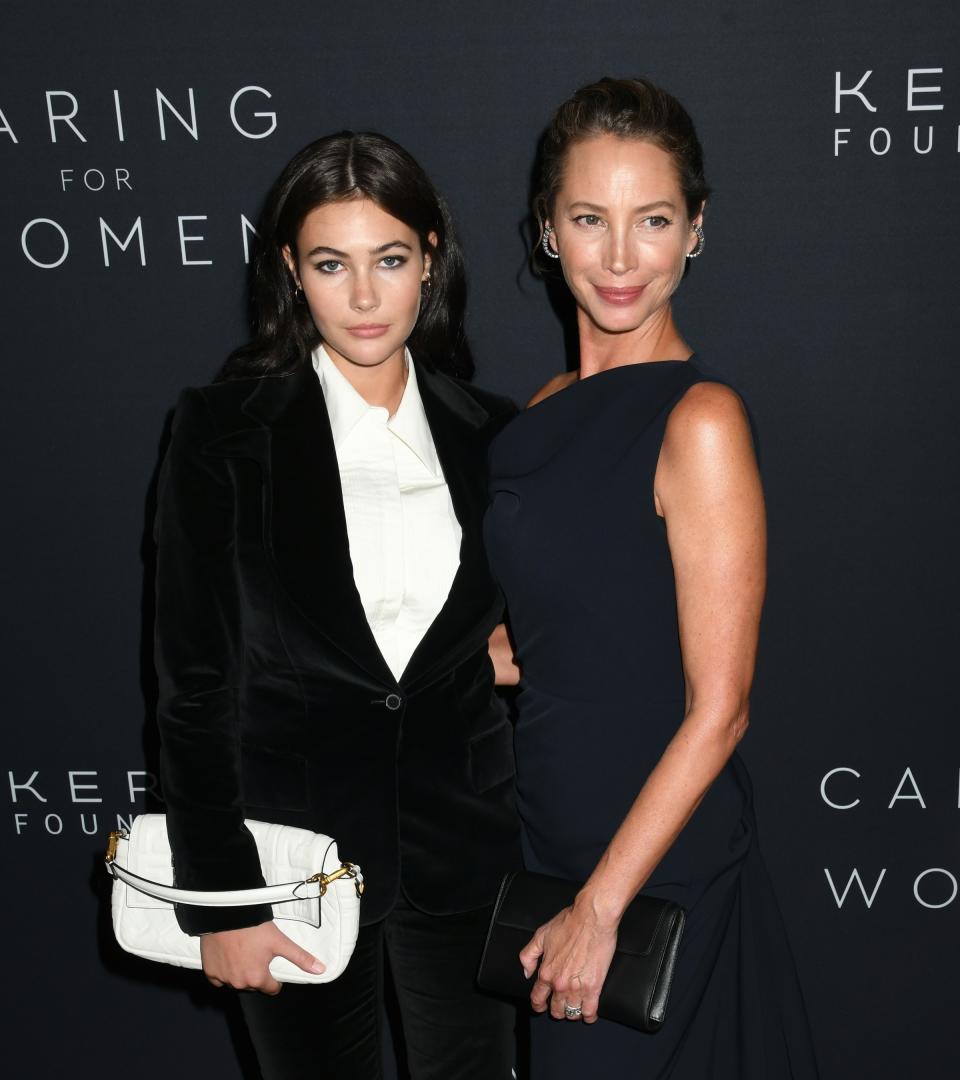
[484,360,818,1078]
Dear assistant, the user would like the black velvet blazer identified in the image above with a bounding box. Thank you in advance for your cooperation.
[154,358,522,934]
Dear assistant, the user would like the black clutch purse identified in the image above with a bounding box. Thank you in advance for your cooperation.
[477,871,685,1032]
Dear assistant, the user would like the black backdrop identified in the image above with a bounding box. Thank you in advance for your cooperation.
[2,2,957,1077]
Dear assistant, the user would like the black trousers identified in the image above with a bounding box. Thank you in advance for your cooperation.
[239,892,516,1080]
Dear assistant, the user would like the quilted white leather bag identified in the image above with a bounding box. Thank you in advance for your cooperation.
[105,814,364,984]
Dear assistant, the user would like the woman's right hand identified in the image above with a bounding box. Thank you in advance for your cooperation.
[200,922,326,994]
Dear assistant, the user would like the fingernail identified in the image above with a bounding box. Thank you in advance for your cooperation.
[311,961,326,974]
[522,966,532,979]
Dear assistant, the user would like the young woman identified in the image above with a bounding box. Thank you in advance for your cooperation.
[484,78,820,1076]
[154,132,520,1080]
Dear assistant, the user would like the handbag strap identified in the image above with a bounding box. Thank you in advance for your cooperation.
[105,830,364,907]
[107,860,322,906]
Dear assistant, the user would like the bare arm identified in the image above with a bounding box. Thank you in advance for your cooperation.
[522,381,766,1022]
[583,382,765,917]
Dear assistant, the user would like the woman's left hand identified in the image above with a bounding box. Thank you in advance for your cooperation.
[519,899,618,1023]
[488,622,521,686]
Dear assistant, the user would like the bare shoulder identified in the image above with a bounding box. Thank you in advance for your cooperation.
[656,380,762,520]
[662,380,752,457]
[526,370,578,408]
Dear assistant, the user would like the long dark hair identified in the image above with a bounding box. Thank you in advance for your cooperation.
[220,131,472,381]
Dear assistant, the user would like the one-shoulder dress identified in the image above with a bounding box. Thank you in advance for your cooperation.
[484,360,818,1078]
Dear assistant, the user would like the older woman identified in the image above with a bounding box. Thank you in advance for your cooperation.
[484,78,819,1076]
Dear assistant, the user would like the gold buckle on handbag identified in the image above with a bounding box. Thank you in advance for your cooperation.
[105,829,128,865]
[307,862,365,898]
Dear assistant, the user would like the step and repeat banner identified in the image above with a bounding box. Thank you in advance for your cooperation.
[1,2,956,1077]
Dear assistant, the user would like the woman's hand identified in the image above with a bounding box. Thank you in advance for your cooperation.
[200,921,325,995]
[488,623,521,686]
[519,897,618,1024]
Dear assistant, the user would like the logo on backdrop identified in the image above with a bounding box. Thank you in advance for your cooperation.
[7,767,160,839]
[0,85,276,269]
[820,765,958,910]
[833,67,957,157]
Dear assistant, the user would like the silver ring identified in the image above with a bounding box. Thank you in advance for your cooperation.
[563,1002,583,1019]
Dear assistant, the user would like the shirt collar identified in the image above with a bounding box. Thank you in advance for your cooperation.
[312,344,440,476]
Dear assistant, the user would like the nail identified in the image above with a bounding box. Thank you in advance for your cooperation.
[311,960,326,974]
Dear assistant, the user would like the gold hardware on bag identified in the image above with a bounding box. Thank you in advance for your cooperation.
[105,829,128,865]
[306,862,365,898]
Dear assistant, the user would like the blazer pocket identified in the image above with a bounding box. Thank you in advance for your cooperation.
[468,720,516,794]
[240,743,309,811]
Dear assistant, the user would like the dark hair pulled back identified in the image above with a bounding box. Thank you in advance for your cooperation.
[533,77,710,261]
[220,131,471,381]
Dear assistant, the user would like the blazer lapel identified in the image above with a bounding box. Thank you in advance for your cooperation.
[201,359,502,692]
[400,363,501,692]
[211,362,395,686]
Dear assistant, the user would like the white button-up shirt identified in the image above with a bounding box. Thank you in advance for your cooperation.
[312,345,462,681]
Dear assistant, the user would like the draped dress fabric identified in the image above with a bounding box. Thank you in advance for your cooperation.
[484,360,819,1078]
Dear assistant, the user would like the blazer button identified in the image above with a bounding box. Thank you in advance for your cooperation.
[384,693,402,711]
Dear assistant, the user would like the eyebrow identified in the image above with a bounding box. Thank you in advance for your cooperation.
[305,240,414,259]
[568,200,676,214]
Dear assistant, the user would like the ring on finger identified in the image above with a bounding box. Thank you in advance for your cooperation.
[563,1002,583,1019]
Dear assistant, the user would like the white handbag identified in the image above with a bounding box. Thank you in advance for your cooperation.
[105,814,364,984]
